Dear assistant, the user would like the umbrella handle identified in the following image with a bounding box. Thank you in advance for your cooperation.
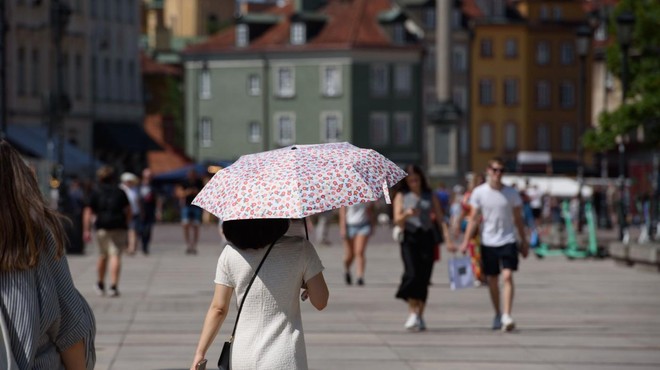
[303,217,309,240]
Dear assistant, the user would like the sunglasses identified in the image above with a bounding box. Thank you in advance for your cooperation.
[489,167,504,173]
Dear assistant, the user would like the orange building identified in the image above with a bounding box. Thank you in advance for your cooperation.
[470,0,592,173]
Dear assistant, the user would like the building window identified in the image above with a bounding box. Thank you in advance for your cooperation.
[537,124,550,150]
[321,65,341,97]
[103,58,110,101]
[394,64,412,96]
[505,38,518,58]
[370,64,389,97]
[370,112,389,146]
[320,112,342,143]
[248,121,261,143]
[236,24,249,47]
[275,112,296,146]
[276,66,295,97]
[200,117,213,148]
[480,38,493,58]
[560,42,574,65]
[479,78,494,105]
[504,78,519,105]
[451,9,462,29]
[247,74,261,96]
[452,45,467,72]
[200,69,211,99]
[424,46,435,72]
[62,54,70,96]
[536,80,550,108]
[91,56,97,100]
[128,60,136,102]
[536,41,550,65]
[393,23,405,44]
[291,22,306,45]
[424,7,436,29]
[31,49,40,97]
[505,122,517,151]
[74,54,83,100]
[479,123,493,150]
[452,86,467,111]
[116,59,123,101]
[433,128,451,165]
[559,81,575,108]
[553,6,562,20]
[393,112,412,146]
[17,47,26,96]
[560,124,574,151]
[540,5,549,20]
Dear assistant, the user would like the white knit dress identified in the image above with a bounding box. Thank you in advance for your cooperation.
[214,235,324,370]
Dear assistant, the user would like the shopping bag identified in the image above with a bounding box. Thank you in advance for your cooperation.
[448,255,475,290]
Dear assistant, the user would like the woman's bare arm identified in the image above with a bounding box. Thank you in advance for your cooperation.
[305,272,329,310]
[60,340,86,370]
[190,284,233,370]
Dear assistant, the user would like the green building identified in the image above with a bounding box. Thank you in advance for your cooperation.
[183,0,424,165]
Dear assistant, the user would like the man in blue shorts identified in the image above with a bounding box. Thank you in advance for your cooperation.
[461,158,529,332]
[176,169,204,254]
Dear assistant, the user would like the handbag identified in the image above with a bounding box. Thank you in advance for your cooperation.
[218,238,278,370]
[1,309,19,370]
[448,255,475,290]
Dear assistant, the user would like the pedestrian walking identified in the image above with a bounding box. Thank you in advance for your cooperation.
[0,139,96,369]
[138,168,159,255]
[339,202,376,286]
[314,210,333,246]
[83,166,131,297]
[460,158,529,332]
[120,172,140,255]
[393,164,453,331]
[176,169,204,254]
[189,219,329,370]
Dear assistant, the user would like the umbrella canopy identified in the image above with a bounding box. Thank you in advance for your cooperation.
[192,142,407,221]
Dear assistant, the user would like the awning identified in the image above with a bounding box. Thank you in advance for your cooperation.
[94,122,162,151]
[152,161,233,184]
[5,124,103,174]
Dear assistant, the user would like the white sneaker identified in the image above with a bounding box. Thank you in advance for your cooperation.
[501,314,515,332]
[492,314,502,330]
[404,314,419,330]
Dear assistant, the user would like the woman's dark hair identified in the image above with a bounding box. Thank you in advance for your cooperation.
[222,219,290,249]
[397,164,432,194]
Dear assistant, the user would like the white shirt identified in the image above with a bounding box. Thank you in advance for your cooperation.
[526,187,543,209]
[469,183,522,247]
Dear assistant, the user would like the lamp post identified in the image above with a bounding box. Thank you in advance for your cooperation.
[616,10,634,242]
[575,25,591,233]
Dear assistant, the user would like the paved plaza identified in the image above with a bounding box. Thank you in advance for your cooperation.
[66,223,660,370]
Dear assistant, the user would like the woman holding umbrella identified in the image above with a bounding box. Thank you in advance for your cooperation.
[189,143,406,369]
[394,164,454,331]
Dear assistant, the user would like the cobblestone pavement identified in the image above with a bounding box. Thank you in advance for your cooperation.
[66,223,660,370]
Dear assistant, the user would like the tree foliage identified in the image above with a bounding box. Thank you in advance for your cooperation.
[584,0,660,152]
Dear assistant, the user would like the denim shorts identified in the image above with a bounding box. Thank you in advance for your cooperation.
[347,223,371,239]
[181,205,202,224]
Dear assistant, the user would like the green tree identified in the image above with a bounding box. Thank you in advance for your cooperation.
[584,0,660,152]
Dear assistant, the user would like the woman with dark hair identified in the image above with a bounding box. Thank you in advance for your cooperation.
[393,164,453,331]
[190,218,329,370]
[0,140,96,369]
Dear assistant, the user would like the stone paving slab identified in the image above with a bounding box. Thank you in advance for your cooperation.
[65,224,660,369]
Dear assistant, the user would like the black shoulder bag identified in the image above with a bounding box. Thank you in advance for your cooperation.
[218,239,278,370]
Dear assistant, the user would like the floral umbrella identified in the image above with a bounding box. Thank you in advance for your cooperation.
[192,142,407,221]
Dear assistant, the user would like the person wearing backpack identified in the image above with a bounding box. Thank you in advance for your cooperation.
[83,166,130,297]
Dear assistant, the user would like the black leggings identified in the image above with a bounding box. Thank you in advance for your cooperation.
[395,229,435,303]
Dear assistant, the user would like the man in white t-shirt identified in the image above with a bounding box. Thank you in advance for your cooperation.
[460,158,529,332]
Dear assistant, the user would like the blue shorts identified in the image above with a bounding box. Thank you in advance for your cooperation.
[347,223,371,239]
[181,205,202,224]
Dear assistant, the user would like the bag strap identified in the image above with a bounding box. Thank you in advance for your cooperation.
[228,238,278,342]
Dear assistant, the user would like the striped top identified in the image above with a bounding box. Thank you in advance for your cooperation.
[0,233,96,370]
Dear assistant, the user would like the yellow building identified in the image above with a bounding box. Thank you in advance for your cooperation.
[470,0,592,173]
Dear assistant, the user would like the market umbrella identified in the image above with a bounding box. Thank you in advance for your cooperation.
[192,142,407,221]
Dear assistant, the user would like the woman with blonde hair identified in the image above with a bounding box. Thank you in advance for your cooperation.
[0,139,96,369]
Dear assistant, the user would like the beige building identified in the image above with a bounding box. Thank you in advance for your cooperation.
[163,0,235,38]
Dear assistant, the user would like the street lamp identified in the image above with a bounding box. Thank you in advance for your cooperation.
[575,24,591,233]
[616,10,634,242]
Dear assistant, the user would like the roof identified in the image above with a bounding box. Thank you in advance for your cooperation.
[184,0,420,55]
[141,53,181,76]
